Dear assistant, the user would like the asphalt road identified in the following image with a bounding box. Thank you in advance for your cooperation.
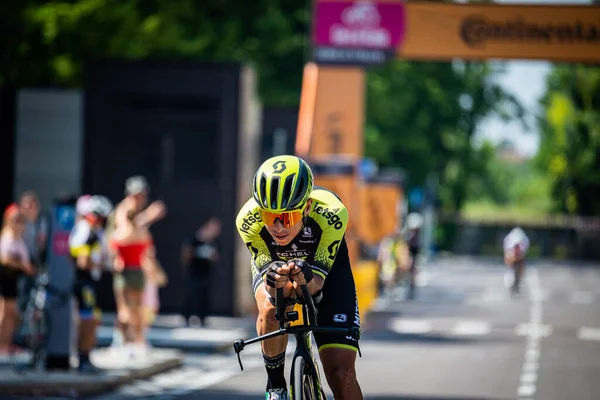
[92,257,600,400]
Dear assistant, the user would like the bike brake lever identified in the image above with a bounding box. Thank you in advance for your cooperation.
[233,340,245,371]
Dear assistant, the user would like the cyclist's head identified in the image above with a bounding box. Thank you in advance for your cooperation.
[85,195,113,227]
[252,155,314,245]
[253,155,314,212]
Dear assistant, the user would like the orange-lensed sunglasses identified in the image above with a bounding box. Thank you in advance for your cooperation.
[259,209,304,228]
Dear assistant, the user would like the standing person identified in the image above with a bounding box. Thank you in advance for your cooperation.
[181,217,221,327]
[69,195,113,372]
[105,176,166,348]
[17,191,49,313]
[503,227,530,295]
[0,204,35,353]
[236,155,363,400]
[109,209,163,354]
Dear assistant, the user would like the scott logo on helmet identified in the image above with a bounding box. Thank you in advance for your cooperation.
[240,210,261,234]
[272,160,287,174]
[315,206,344,230]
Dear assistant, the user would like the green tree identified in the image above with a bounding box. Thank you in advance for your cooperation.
[2,0,309,106]
[365,60,524,212]
[536,65,600,216]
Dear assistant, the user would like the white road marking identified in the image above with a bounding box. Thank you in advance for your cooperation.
[515,323,553,338]
[517,268,544,400]
[452,321,491,336]
[577,327,600,341]
[389,319,432,334]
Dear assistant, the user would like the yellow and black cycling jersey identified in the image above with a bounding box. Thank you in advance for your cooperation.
[236,187,349,293]
[69,219,103,282]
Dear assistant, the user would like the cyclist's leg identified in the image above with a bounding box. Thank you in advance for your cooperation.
[76,279,100,370]
[255,276,289,394]
[313,241,363,400]
[513,259,525,294]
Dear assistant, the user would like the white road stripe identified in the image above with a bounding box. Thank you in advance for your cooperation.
[518,384,536,397]
[389,319,432,334]
[452,321,491,336]
[577,327,600,341]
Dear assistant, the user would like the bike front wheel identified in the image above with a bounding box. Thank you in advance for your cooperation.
[292,355,321,400]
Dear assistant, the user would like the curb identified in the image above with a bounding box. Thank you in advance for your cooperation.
[0,352,184,397]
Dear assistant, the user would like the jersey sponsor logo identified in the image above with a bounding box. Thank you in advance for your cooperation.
[276,243,311,259]
[327,240,341,260]
[333,313,347,323]
[314,205,344,230]
[239,210,261,234]
[277,250,311,259]
[298,239,317,245]
[303,227,313,237]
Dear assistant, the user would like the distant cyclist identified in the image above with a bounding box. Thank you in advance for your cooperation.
[69,195,112,372]
[236,155,363,400]
[503,227,530,295]
[377,230,409,297]
[403,212,423,299]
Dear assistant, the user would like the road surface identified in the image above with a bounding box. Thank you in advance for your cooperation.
[90,257,600,400]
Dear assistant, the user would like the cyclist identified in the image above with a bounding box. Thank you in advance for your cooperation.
[377,230,409,297]
[403,212,423,299]
[503,227,529,295]
[236,155,363,400]
[69,195,113,372]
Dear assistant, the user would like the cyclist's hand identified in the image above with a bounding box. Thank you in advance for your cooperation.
[23,263,35,276]
[288,258,314,285]
[265,261,290,288]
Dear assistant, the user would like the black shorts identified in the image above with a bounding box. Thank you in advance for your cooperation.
[313,238,360,353]
[73,278,98,320]
[0,268,20,299]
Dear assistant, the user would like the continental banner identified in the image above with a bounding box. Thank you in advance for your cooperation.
[358,182,402,245]
[401,3,600,63]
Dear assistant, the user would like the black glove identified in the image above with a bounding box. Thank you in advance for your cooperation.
[265,261,287,288]
[289,258,314,284]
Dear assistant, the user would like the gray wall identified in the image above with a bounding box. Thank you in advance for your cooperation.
[14,90,83,207]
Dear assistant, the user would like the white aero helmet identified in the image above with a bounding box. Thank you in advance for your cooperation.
[406,212,424,230]
[88,195,113,218]
[76,195,93,216]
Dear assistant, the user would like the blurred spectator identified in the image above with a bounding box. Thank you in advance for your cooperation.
[503,227,530,295]
[109,209,166,354]
[19,191,49,266]
[69,195,112,372]
[17,191,49,313]
[105,176,166,348]
[181,217,221,327]
[0,204,35,353]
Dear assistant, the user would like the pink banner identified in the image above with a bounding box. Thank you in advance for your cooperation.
[314,1,406,50]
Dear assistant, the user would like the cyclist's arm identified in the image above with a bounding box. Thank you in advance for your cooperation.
[236,203,293,298]
[69,223,95,271]
[311,203,349,294]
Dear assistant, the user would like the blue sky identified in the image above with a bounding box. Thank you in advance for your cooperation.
[474,0,592,157]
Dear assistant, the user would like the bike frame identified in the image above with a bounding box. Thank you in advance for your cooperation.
[233,284,360,398]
